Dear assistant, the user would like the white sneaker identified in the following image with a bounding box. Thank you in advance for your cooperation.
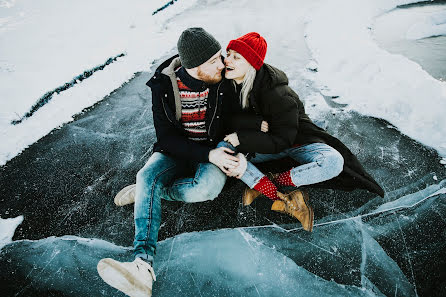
[114,184,136,206]
[97,257,156,297]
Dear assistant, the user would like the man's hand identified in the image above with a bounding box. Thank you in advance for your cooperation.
[261,120,269,133]
[224,133,240,147]
[227,153,247,178]
[209,147,239,174]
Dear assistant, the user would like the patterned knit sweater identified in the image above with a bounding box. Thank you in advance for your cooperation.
[175,67,209,142]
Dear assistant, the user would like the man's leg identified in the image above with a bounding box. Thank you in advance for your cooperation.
[98,152,185,297]
[133,152,186,262]
[165,161,227,203]
[274,143,344,187]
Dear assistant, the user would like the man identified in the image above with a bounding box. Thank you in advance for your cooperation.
[97,27,241,297]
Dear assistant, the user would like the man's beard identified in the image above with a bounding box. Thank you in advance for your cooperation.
[197,69,222,84]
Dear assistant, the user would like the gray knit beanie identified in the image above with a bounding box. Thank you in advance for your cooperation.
[177,27,221,69]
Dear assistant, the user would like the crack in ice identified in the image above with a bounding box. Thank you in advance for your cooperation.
[162,237,176,278]
[189,271,203,297]
[396,214,419,297]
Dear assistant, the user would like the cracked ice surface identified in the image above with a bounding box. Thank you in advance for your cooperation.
[1,184,444,296]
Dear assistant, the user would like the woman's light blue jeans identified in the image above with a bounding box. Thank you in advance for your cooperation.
[133,152,226,263]
[217,141,344,189]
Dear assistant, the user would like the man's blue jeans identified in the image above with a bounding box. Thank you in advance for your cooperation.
[133,152,226,263]
[218,141,344,189]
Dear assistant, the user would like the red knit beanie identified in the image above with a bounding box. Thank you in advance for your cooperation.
[226,32,267,70]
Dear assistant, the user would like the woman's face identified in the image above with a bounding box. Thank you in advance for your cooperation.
[224,49,251,84]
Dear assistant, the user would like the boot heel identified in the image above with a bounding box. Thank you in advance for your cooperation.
[243,188,261,206]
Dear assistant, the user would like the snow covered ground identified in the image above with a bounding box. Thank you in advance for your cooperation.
[0,0,197,165]
[1,0,446,166]
[304,0,446,158]
[0,215,22,249]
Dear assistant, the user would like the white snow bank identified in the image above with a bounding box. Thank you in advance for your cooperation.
[0,215,23,250]
[305,0,446,157]
[0,0,198,165]
[407,9,446,39]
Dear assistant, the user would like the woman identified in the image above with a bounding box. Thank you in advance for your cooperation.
[219,32,384,232]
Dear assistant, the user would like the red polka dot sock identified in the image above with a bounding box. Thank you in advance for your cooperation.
[275,170,296,187]
[253,176,280,201]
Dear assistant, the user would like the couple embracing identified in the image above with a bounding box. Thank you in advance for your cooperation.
[97,27,384,297]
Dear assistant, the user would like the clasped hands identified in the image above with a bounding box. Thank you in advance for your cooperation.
[209,121,269,178]
[208,146,247,178]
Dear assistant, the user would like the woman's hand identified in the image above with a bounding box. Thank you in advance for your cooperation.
[261,121,269,133]
[224,133,240,147]
[227,153,247,178]
[208,147,239,174]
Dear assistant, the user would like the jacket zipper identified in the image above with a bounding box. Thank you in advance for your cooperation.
[207,82,222,136]
[161,93,173,123]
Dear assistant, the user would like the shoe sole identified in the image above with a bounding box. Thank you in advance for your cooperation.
[97,259,152,297]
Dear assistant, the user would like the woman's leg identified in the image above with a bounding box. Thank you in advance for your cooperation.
[242,163,281,201]
[216,140,280,200]
[274,143,344,187]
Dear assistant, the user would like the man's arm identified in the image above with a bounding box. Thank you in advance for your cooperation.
[152,86,240,168]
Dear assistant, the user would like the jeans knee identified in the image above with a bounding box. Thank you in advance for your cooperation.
[201,178,225,200]
[324,150,344,177]
[184,176,225,203]
[136,167,151,184]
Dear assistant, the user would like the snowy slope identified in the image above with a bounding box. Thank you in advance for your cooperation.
[0,0,197,165]
[1,0,445,167]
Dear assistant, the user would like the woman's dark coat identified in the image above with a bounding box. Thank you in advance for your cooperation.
[224,63,384,197]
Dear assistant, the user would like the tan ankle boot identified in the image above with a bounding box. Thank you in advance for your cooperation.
[242,187,261,206]
[271,190,314,232]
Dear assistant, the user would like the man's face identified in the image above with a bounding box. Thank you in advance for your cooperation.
[196,50,225,84]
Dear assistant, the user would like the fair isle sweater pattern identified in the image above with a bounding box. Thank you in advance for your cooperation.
[176,77,208,141]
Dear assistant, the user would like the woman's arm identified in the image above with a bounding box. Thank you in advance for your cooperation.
[236,94,299,154]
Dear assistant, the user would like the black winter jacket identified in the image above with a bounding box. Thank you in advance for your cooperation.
[146,55,230,163]
[225,63,385,197]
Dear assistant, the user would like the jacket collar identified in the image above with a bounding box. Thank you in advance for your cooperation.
[161,57,183,121]
[176,67,208,91]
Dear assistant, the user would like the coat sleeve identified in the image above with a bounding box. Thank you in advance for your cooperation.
[220,90,263,134]
[151,85,212,163]
[223,113,263,135]
[236,94,299,154]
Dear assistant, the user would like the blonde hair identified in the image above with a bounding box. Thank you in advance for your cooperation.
[233,65,257,109]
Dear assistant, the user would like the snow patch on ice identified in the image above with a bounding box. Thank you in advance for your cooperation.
[406,9,446,39]
[0,0,17,9]
[304,0,446,157]
[0,215,23,250]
